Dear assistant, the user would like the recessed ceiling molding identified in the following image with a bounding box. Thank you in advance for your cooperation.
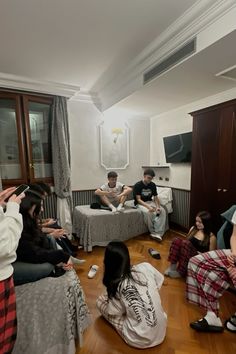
[99,0,236,111]
[0,72,80,98]
[216,64,236,82]
[69,90,101,107]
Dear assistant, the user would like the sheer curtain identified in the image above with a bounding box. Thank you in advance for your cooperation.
[51,96,72,235]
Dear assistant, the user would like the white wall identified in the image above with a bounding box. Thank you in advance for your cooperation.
[68,99,150,190]
[150,87,236,190]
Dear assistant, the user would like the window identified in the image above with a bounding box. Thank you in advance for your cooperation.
[0,91,53,187]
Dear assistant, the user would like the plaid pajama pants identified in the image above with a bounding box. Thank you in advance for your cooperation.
[0,276,17,354]
[96,294,124,336]
[186,249,234,315]
[168,238,198,277]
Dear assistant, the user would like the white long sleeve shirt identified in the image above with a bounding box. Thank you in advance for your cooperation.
[0,202,23,281]
[105,262,167,348]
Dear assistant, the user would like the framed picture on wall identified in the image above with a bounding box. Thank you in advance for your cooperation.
[99,121,129,170]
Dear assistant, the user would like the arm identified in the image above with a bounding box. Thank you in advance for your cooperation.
[227,224,236,286]
[187,226,195,238]
[95,187,115,197]
[0,188,24,258]
[230,224,236,254]
[0,203,23,258]
[153,195,161,210]
[209,233,217,251]
[227,224,236,266]
[136,195,155,211]
[118,185,132,198]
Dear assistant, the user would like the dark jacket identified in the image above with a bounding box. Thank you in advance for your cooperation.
[16,230,70,265]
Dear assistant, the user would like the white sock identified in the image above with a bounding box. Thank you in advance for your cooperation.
[109,204,117,212]
[117,203,124,211]
[71,256,85,265]
[170,263,177,271]
[204,311,222,326]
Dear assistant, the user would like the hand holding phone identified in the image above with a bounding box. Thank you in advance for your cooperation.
[0,187,16,206]
[5,184,29,203]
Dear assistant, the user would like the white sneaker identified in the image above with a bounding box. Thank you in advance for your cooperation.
[150,233,162,242]
[110,206,117,213]
[88,265,99,279]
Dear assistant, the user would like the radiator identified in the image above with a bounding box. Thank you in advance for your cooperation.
[170,188,190,229]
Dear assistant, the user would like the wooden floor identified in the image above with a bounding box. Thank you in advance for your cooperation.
[75,231,236,354]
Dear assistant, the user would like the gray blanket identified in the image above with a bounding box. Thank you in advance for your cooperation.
[13,270,91,354]
[73,205,148,252]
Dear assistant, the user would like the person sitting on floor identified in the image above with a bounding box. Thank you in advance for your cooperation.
[164,211,216,278]
[133,168,166,242]
[96,240,167,348]
[13,190,73,285]
[0,187,25,354]
[186,207,236,333]
[95,171,132,212]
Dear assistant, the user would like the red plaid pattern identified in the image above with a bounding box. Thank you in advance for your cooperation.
[96,294,124,335]
[0,276,17,354]
[168,238,198,277]
[186,249,233,315]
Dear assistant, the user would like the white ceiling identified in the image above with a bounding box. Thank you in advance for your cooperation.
[0,0,197,91]
[1,0,236,118]
[106,30,236,118]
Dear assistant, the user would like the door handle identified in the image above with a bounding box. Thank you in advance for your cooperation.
[223,189,227,192]
[217,189,221,192]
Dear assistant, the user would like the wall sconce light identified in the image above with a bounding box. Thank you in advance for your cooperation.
[111,127,123,144]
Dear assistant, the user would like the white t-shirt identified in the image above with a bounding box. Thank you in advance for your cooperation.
[105,262,167,348]
[100,181,125,204]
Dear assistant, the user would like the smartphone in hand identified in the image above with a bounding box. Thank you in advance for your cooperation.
[5,184,29,202]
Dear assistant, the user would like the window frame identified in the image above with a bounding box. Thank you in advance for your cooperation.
[0,90,54,187]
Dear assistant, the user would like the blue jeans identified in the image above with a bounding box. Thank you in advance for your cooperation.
[13,261,54,286]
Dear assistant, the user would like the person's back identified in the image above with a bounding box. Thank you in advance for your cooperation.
[96,241,167,348]
[118,262,167,348]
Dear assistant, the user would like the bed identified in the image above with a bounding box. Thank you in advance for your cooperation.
[13,270,91,354]
[73,187,172,252]
[73,205,148,252]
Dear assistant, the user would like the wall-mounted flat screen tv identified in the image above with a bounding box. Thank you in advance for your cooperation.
[163,132,192,163]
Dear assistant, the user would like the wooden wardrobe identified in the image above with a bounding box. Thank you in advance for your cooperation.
[190,99,236,233]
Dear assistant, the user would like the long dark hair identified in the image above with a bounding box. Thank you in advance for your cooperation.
[188,210,212,247]
[19,190,43,239]
[103,241,134,299]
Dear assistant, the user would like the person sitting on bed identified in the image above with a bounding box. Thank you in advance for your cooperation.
[28,183,84,264]
[95,171,132,213]
[13,190,73,285]
[133,169,166,242]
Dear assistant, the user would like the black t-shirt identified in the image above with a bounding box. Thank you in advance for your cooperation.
[133,180,157,205]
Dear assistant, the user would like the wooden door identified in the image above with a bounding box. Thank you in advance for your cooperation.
[217,104,236,216]
[190,108,220,231]
[190,100,236,233]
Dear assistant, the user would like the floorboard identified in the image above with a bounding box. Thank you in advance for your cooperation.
[75,230,236,354]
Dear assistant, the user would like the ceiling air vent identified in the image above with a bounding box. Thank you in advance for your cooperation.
[143,38,196,84]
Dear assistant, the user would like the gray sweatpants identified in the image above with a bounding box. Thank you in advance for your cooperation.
[137,202,166,236]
